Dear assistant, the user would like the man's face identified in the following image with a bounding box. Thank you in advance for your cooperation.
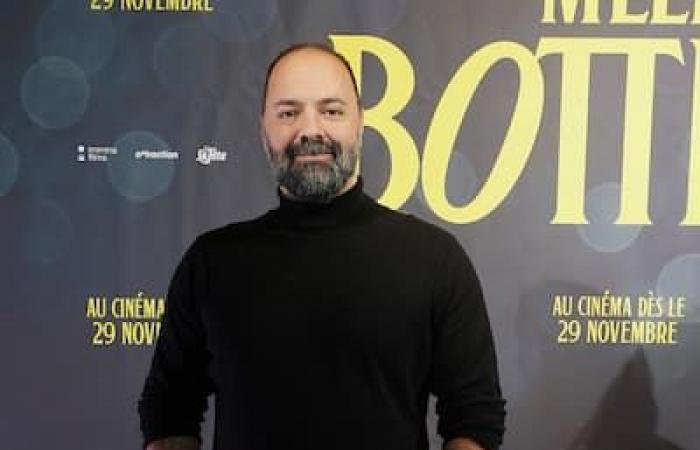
[261,48,363,203]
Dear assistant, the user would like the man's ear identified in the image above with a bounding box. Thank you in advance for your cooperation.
[259,118,272,162]
[354,111,364,177]
[357,111,364,149]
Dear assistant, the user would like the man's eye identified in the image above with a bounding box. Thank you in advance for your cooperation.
[324,109,344,116]
[277,110,298,119]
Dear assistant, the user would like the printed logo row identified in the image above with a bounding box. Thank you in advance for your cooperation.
[77,144,228,166]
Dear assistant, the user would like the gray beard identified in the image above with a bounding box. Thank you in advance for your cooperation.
[267,137,358,203]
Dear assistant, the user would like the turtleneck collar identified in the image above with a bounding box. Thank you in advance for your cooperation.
[270,176,375,230]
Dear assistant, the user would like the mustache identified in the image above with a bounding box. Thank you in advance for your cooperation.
[284,137,341,160]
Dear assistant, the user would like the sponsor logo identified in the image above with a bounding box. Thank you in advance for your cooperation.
[134,149,179,160]
[196,145,227,165]
[77,144,118,162]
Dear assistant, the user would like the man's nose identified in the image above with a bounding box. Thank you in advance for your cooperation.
[298,111,324,140]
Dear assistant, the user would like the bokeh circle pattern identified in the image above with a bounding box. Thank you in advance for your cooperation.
[0,133,19,196]
[337,0,407,33]
[153,25,210,94]
[20,56,90,129]
[445,151,479,206]
[108,130,176,203]
[656,253,700,323]
[22,199,74,264]
[200,0,277,43]
[417,151,479,208]
[576,182,643,252]
[35,0,116,75]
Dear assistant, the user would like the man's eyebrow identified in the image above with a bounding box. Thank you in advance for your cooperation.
[272,98,348,108]
[318,97,347,106]
[273,99,302,108]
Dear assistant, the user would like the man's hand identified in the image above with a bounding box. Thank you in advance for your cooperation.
[145,436,199,450]
[445,436,486,450]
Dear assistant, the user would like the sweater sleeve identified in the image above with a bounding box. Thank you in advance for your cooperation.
[138,238,214,448]
[428,235,506,450]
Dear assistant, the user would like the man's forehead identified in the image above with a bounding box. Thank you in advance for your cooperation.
[271,47,348,75]
[267,49,356,97]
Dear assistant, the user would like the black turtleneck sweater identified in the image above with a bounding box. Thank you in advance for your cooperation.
[138,177,505,450]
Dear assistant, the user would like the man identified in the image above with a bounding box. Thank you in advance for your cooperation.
[138,43,506,450]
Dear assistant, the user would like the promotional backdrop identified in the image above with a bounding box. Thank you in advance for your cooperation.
[1,1,699,449]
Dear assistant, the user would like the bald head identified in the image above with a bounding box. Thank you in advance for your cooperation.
[261,43,361,114]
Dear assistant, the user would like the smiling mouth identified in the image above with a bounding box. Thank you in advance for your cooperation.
[297,153,332,157]
[293,152,334,161]
[286,137,340,162]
